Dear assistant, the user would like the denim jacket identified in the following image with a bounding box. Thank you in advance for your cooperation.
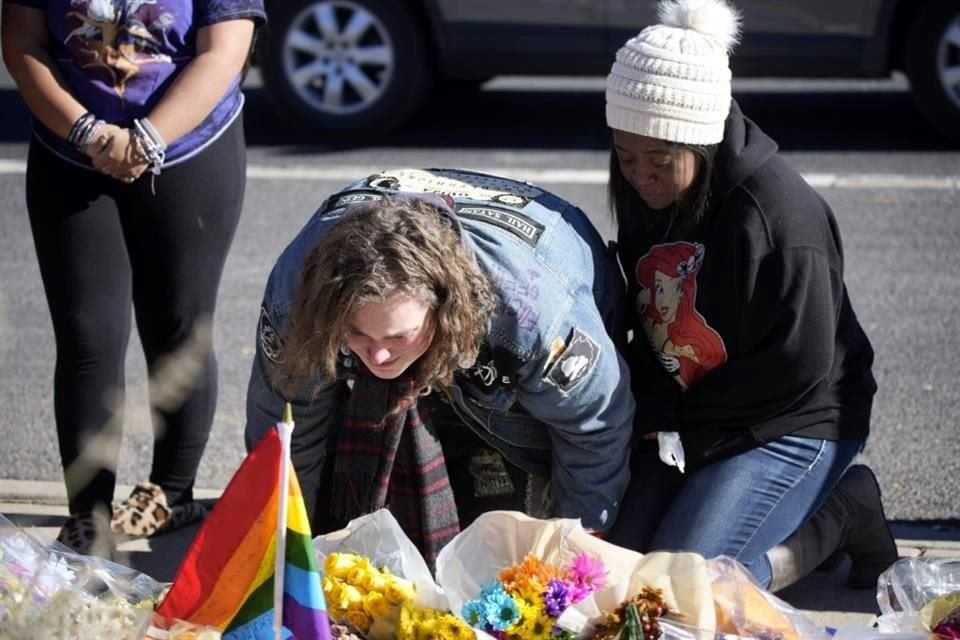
[245,169,634,532]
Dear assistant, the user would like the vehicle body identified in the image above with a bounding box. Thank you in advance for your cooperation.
[258,0,960,141]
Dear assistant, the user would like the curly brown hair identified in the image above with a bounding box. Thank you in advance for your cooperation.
[279,196,496,400]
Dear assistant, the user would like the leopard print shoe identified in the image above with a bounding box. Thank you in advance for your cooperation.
[111,482,171,536]
[56,509,116,559]
[111,481,207,537]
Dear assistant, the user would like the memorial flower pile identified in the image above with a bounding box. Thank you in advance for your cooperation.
[460,552,608,639]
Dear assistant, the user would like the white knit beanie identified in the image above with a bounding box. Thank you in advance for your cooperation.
[606,0,742,145]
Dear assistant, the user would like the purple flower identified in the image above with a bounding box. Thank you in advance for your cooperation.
[543,578,572,618]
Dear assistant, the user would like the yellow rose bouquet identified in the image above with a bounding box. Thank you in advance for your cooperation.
[322,551,416,634]
[315,510,481,639]
[322,551,474,639]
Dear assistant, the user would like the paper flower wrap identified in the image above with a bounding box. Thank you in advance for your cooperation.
[434,511,717,638]
[314,509,478,639]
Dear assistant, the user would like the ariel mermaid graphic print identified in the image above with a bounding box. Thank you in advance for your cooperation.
[635,241,727,389]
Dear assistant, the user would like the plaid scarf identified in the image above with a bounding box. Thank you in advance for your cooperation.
[330,365,460,566]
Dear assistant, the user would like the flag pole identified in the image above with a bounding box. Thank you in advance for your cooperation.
[273,403,294,640]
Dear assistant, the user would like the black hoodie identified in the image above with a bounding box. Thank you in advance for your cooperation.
[618,101,877,469]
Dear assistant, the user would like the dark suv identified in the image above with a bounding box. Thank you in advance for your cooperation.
[258,0,960,141]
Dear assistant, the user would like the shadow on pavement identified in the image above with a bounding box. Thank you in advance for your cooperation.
[777,556,882,615]
[117,521,204,583]
[1,84,951,152]
[891,519,960,541]
[4,512,62,528]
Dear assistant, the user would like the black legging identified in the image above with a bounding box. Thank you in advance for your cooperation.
[26,118,246,515]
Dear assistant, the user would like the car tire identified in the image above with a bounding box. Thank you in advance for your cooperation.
[260,0,431,137]
[904,1,960,143]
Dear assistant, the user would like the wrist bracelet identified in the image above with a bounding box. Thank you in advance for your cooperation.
[137,117,166,150]
[67,112,104,152]
[80,120,105,150]
[67,112,92,146]
[132,118,167,175]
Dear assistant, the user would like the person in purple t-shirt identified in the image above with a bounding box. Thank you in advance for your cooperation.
[2,0,265,558]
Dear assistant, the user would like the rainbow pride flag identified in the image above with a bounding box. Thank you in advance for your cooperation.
[157,426,331,639]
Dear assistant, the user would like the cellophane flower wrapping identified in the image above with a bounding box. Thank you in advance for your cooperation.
[0,512,221,639]
[434,511,717,638]
[875,556,960,636]
[705,556,829,640]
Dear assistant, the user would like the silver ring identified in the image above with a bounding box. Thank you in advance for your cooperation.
[120,176,135,184]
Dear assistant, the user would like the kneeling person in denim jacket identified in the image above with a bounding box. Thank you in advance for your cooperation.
[245,169,634,562]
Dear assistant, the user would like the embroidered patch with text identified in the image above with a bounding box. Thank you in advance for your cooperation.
[258,306,283,363]
[543,327,600,392]
[455,203,544,246]
[322,190,385,215]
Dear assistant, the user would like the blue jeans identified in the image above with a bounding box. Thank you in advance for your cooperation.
[608,435,864,588]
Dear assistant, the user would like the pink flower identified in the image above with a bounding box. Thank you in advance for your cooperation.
[934,623,960,640]
[566,553,608,603]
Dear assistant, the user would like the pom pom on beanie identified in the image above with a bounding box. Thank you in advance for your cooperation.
[606,0,742,145]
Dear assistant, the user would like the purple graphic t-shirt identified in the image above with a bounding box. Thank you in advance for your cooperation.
[7,0,266,168]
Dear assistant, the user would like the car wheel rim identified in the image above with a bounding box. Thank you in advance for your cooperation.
[282,0,394,115]
[937,11,960,109]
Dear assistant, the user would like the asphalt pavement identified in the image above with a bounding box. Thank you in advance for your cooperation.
[3,75,959,523]
[2,477,958,636]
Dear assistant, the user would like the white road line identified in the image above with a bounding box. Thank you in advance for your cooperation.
[1,159,957,189]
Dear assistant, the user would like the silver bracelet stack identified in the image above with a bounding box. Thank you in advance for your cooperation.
[67,112,106,153]
[132,117,167,175]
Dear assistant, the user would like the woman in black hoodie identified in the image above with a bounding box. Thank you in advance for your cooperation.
[604,0,897,592]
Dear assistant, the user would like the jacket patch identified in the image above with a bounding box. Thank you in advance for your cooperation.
[455,203,544,246]
[468,449,516,497]
[322,190,385,214]
[362,168,542,206]
[543,327,600,392]
[258,306,283,363]
[462,343,522,389]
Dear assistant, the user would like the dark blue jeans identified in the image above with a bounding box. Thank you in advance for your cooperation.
[608,434,864,587]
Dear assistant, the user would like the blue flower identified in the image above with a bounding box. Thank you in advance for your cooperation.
[479,580,507,600]
[461,599,487,628]
[484,591,521,631]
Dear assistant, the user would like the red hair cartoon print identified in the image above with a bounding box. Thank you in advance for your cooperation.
[635,242,727,389]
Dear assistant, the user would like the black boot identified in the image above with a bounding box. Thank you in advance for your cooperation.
[835,465,900,588]
[766,464,898,592]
